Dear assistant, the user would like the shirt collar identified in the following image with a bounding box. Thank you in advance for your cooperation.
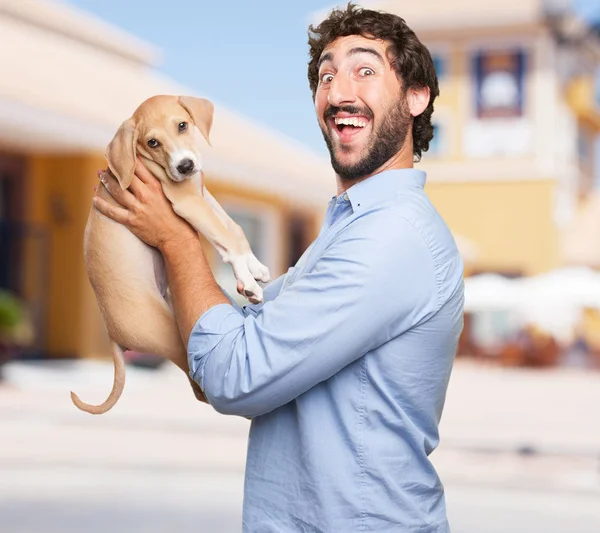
[343,168,426,211]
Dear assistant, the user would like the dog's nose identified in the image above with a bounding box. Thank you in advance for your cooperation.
[176,158,195,175]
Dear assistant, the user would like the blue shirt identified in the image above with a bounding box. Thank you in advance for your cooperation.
[188,168,464,533]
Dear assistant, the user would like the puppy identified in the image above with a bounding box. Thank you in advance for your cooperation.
[71,95,270,415]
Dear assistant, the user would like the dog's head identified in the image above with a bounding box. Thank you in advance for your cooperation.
[106,95,214,189]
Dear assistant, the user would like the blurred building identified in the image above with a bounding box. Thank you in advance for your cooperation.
[358,0,600,277]
[0,0,333,359]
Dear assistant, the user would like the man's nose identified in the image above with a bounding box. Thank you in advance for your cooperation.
[327,73,356,107]
[176,158,195,175]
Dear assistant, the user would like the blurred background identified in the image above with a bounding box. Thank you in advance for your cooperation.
[1,0,600,531]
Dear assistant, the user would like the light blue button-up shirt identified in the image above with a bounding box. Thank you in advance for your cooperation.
[188,168,464,533]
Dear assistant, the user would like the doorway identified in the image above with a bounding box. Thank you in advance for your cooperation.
[0,153,49,358]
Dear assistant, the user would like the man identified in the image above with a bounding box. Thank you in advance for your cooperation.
[94,4,464,532]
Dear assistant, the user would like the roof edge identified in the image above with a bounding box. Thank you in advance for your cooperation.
[0,0,160,66]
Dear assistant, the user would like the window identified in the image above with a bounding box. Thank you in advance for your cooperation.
[0,179,5,221]
[596,137,600,189]
[432,54,445,79]
[211,203,277,306]
[578,127,592,166]
[287,212,311,268]
[428,122,444,156]
[473,49,526,119]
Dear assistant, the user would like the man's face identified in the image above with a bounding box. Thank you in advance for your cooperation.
[315,35,412,182]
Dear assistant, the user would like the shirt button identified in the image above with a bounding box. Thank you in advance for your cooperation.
[343,193,349,201]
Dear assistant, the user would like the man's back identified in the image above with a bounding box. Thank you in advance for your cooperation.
[242,169,464,532]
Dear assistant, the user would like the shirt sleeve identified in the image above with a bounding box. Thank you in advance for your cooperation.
[188,216,438,417]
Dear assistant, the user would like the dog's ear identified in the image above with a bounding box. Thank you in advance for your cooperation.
[178,96,214,146]
[105,117,139,189]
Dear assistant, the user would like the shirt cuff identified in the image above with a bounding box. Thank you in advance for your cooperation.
[220,285,263,318]
[187,303,245,389]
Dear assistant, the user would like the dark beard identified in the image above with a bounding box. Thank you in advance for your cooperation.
[321,96,412,182]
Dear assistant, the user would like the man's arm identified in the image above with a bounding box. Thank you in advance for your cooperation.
[161,236,230,346]
[189,216,438,418]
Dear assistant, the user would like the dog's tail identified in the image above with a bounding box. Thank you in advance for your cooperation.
[70,340,126,415]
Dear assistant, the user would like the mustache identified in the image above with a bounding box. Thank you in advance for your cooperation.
[323,105,374,122]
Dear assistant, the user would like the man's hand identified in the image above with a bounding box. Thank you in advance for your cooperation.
[93,159,197,251]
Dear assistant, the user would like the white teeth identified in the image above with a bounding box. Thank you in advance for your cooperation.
[334,117,367,127]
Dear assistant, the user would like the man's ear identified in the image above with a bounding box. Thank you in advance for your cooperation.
[105,118,139,189]
[407,86,431,117]
[178,96,214,146]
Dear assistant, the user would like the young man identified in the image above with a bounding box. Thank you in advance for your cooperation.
[95,4,464,532]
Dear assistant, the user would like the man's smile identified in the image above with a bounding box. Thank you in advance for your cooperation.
[328,113,372,145]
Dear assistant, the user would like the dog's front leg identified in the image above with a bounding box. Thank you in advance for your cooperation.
[161,180,264,303]
[202,186,270,284]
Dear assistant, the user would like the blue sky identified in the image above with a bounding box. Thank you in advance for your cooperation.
[67,0,333,155]
[68,0,600,157]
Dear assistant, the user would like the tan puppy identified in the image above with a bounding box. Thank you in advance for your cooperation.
[72,95,270,415]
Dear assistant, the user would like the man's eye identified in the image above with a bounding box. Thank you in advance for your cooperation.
[147,139,160,148]
[359,68,375,77]
[178,122,188,133]
[320,73,334,83]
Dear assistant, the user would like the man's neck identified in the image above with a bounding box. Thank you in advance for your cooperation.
[336,146,414,196]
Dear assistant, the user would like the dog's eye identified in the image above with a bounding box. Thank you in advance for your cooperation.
[147,139,160,148]
[178,122,188,133]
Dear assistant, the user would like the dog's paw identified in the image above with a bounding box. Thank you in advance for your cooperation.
[246,254,271,283]
[230,255,266,302]
[243,281,264,304]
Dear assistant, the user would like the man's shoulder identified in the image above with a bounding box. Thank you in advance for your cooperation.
[393,188,460,267]
[344,189,459,268]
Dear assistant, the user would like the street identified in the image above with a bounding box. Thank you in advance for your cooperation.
[2,465,599,533]
[1,358,599,532]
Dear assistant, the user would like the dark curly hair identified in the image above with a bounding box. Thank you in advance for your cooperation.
[308,3,439,162]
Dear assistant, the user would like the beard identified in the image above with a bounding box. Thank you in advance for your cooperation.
[320,94,412,182]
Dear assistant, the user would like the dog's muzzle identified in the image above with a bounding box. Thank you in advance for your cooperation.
[176,158,195,176]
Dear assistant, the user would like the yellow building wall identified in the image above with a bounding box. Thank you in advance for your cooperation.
[27,153,109,359]
[425,180,559,276]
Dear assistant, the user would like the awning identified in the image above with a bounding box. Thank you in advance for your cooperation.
[465,266,600,313]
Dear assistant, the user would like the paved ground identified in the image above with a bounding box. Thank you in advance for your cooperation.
[1,358,599,532]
